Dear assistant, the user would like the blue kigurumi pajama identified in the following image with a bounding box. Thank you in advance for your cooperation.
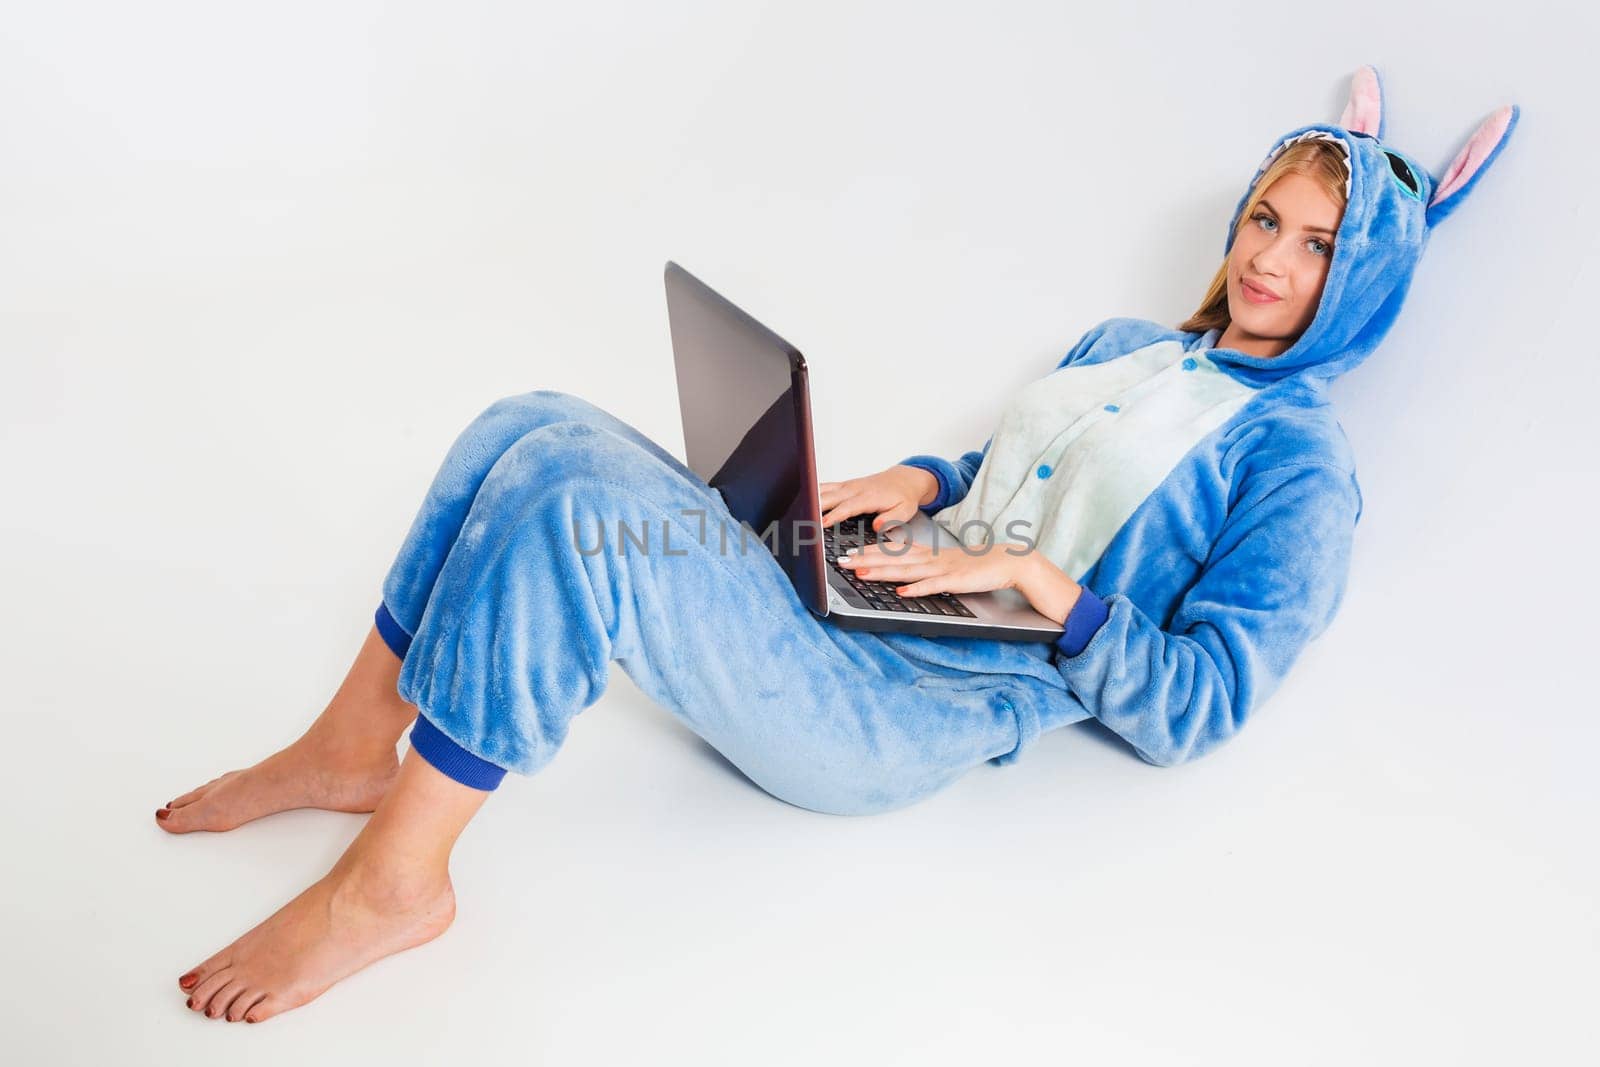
[374,66,1517,814]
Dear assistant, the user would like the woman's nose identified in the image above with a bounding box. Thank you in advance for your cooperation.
[1252,246,1287,277]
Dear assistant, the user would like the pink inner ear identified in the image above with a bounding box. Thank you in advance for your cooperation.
[1339,66,1382,136]
[1431,106,1514,206]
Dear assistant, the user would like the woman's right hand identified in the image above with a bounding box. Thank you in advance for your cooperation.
[818,465,940,533]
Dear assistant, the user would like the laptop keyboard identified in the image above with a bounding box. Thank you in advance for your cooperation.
[822,516,976,618]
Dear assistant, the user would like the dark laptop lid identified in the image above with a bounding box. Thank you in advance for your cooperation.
[662,261,828,614]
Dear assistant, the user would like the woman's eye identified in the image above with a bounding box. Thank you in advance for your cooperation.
[1254,213,1330,256]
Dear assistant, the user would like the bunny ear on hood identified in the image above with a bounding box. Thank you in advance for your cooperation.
[1426,105,1520,228]
[1203,65,1521,390]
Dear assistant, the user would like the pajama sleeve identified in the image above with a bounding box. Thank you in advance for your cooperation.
[1051,461,1362,767]
[896,438,993,513]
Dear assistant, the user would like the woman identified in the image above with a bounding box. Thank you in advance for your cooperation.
[158,66,1518,1023]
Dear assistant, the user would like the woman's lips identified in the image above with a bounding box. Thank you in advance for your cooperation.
[1240,277,1281,304]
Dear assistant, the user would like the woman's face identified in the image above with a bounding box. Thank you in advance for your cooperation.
[1220,172,1343,358]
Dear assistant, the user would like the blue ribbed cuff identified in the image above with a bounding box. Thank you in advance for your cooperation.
[374,601,412,659]
[1055,587,1110,657]
[897,456,954,513]
[408,714,508,792]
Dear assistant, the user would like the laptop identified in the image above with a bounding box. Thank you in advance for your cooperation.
[663,260,1064,642]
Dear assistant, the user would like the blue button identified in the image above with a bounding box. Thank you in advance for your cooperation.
[1182,357,1198,371]
[1103,403,1120,412]
[1036,464,1052,479]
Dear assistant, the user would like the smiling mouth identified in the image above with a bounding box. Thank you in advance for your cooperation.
[1240,277,1282,303]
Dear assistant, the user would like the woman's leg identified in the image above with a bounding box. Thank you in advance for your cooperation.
[386,417,1035,815]
[175,403,1042,1022]
[156,390,683,833]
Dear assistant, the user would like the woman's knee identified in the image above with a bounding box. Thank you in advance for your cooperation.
[486,420,649,498]
[433,391,594,486]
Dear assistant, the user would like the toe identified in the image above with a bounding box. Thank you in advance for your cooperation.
[161,801,225,834]
[243,994,279,1024]
[208,979,247,1020]
[185,962,233,1012]
[167,781,215,809]
[227,989,265,1022]
[158,805,199,833]
[181,946,232,991]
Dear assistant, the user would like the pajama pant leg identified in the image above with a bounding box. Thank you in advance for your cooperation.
[374,390,1050,816]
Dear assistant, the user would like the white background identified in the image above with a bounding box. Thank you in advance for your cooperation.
[3,1,1595,1063]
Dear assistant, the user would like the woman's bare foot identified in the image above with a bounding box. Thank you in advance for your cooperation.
[176,747,490,1023]
[155,729,400,833]
[156,625,417,833]
[177,842,456,1022]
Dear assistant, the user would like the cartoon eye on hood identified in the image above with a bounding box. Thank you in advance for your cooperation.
[1380,147,1425,200]
[1207,65,1521,388]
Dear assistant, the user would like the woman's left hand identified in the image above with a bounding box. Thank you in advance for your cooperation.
[839,532,1086,625]
[838,534,1032,600]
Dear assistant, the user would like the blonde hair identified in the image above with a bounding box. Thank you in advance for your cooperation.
[1177,139,1351,335]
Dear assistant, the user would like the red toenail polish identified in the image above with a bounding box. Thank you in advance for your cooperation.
[186,997,194,1008]
[179,974,197,989]
[156,809,170,820]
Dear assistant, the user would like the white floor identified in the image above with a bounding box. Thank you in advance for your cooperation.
[7,543,1593,1064]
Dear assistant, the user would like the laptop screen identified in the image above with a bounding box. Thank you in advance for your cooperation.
[663,261,827,613]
